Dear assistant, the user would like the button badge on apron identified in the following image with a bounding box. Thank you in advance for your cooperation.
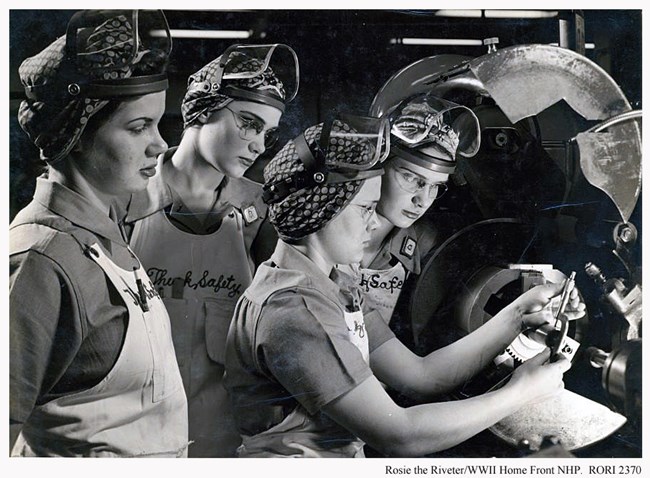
[400,236,417,259]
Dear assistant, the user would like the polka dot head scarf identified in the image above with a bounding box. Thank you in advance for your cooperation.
[264,120,385,241]
[181,50,287,128]
[17,11,170,164]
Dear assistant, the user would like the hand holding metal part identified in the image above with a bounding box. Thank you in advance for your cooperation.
[503,274,586,363]
[516,274,585,331]
[549,272,576,361]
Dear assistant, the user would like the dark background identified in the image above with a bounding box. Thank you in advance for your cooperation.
[7,9,643,458]
[9,9,642,220]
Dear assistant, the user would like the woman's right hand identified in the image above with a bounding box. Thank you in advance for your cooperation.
[507,348,571,405]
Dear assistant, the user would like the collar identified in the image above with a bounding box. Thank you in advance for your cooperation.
[384,226,422,274]
[270,241,343,300]
[33,175,127,245]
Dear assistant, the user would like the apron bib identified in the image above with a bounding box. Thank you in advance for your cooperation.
[357,263,407,324]
[344,310,370,363]
[130,207,251,457]
[13,243,188,457]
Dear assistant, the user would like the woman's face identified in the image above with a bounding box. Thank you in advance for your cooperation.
[74,91,168,200]
[316,176,382,265]
[376,157,449,229]
[195,100,282,178]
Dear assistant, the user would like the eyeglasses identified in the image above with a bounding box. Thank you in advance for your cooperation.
[351,203,377,223]
[392,166,448,200]
[224,106,280,149]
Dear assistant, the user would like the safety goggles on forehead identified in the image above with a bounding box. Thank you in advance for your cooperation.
[201,43,299,112]
[389,94,481,158]
[326,113,391,170]
[26,10,171,102]
[262,113,390,205]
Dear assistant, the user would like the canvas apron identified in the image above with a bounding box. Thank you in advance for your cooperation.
[12,241,188,457]
[357,263,407,324]
[237,310,369,458]
[130,208,252,457]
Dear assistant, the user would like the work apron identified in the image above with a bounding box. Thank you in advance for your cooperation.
[12,241,188,457]
[357,263,407,324]
[130,208,252,457]
[237,310,369,458]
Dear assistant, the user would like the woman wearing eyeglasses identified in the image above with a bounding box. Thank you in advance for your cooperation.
[224,115,583,457]
[125,45,299,457]
[340,96,481,330]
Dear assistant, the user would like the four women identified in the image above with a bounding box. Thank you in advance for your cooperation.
[10,9,584,458]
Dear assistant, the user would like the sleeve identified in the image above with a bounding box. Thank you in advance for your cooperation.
[256,289,374,415]
[9,250,83,423]
[414,219,440,260]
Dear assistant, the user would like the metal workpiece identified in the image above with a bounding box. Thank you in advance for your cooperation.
[409,219,536,345]
[587,340,642,425]
[585,262,642,341]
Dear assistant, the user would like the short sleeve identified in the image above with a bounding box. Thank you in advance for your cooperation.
[256,289,373,415]
[9,250,82,423]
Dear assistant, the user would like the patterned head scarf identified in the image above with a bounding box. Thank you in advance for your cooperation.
[181,51,287,128]
[264,120,386,241]
[389,94,481,174]
[18,11,170,164]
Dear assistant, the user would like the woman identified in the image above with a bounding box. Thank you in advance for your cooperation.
[125,44,299,457]
[345,95,482,328]
[224,114,584,457]
[9,10,188,457]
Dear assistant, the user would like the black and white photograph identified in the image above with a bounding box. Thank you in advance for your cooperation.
[5,3,644,474]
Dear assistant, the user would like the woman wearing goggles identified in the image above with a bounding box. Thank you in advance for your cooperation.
[125,44,299,457]
[224,116,583,458]
[10,10,189,457]
[340,94,479,326]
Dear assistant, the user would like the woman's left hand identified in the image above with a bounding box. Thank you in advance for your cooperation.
[513,280,587,330]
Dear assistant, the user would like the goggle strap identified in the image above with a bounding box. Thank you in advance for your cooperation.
[391,144,456,174]
[263,118,384,205]
[25,74,168,101]
[262,173,306,204]
[294,133,320,173]
[262,168,383,205]
[221,86,286,112]
[262,133,318,204]
[85,75,169,98]
[327,168,384,184]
